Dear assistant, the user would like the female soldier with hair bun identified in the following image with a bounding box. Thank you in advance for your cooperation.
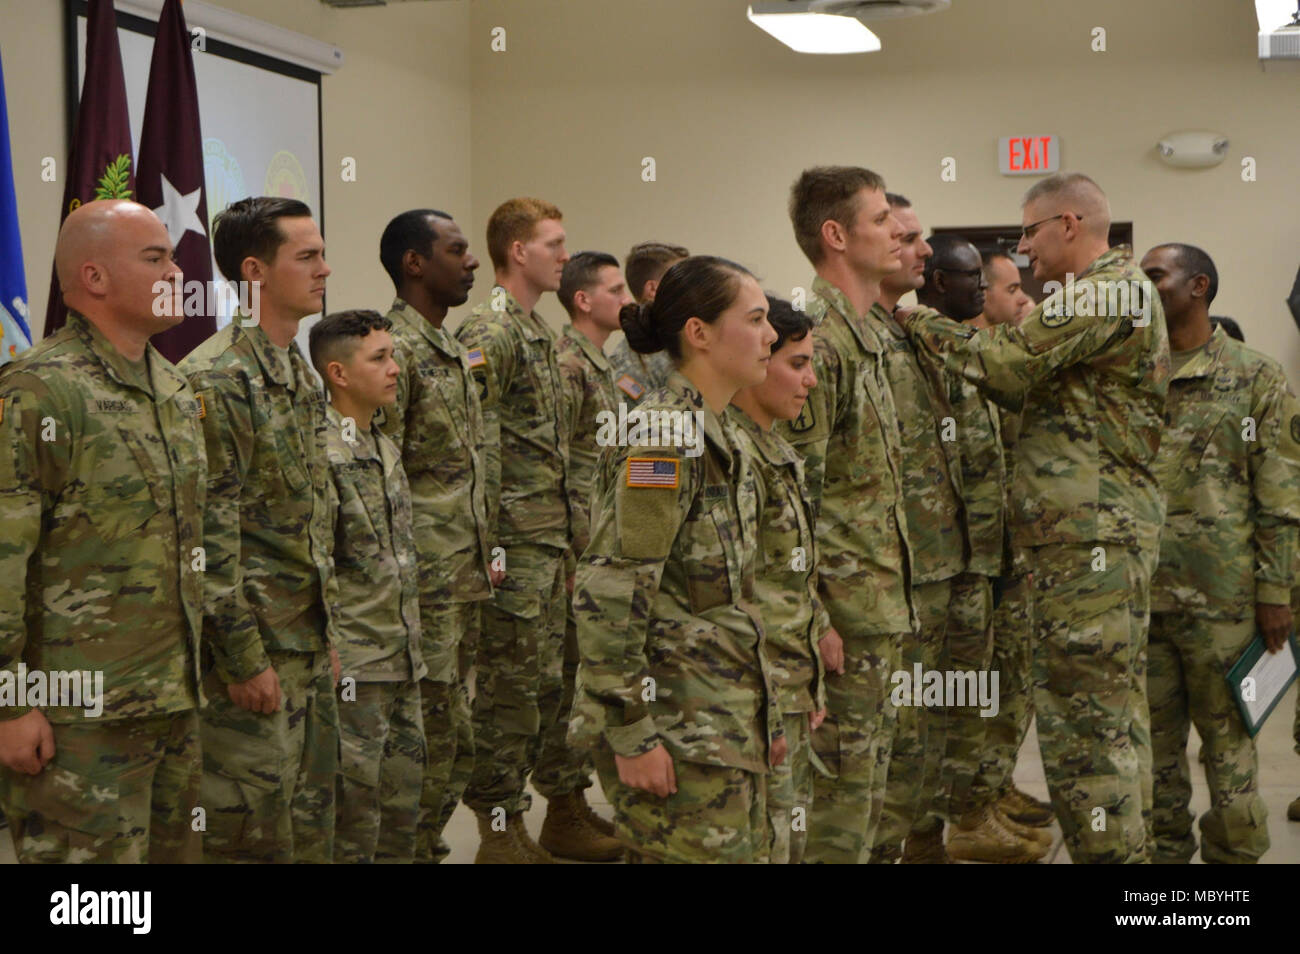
[568,255,784,863]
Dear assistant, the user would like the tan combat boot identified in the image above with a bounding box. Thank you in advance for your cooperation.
[539,791,625,862]
[474,811,536,864]
[900,824,953,864]
[997,786,1054,827]
[947,806,1047,864]
[992,804,1053,848]
[508,813,558,863]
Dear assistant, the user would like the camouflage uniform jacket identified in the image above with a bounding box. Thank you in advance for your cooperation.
[730,408,828,715]
[901,245,1170,552]
[377,298,493,605]
[556,323,619,557]
[0,312,204,722]
[455,286,569,552]
[570,372,783,772]
[325,406,426,682]
[606,336,672,406]
[879,310,967,582]
[777,277,915,636]
[1152,326,1300,616]
[180,321,338,683]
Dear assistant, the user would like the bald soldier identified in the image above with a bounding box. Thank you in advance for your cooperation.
[1141,243,1300,863]
[900,173,1170,864]
[0,201,205,863]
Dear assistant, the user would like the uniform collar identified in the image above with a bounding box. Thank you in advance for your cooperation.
[492,286,554,343]
[561,323,612,372]
[327,402,383,462]
[811,275,884,355]
[237,321,303,391]
[388,297,456,357]
[1078,244,1134,281]
[665,369,732,467]
[1171,324,1227,382]
[729,405,796,468]
[67,310,187,403]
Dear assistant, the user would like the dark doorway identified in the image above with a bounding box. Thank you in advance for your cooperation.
[929,222,1134,302]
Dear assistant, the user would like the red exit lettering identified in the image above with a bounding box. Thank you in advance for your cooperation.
[1008,136,1053,171]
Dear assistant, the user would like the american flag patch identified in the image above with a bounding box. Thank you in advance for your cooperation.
[615,374,644,400]
[627,457,679,489]
[466,348,486,368]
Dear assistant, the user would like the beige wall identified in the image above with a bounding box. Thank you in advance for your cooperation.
[2,0,473,337]
[467,0,1300,381]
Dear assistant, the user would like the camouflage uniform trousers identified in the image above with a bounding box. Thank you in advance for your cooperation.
[767,708,815,864]
[0,710,201,863]
[1148,611,1269,864]
[199,650,339,863]
[805,628,904,864]
[532,550,595,800]
[934,572,998,819]
[593,742,770,863]
[335,679,427,863]
[1030,543,1154,864]
[463,542,567,816]
[870,578,953,862]
[414,600,481,864]
[970,573,1036,806]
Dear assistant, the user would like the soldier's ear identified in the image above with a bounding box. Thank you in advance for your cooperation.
[1189,273,1211,301]
[326,359,349,390]
[403,248,424,280]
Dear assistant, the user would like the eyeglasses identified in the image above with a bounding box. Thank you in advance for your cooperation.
[1020,213,1080,241]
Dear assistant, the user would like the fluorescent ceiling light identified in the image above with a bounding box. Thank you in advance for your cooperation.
[747,6,882,54]
[1256,0,1299,31]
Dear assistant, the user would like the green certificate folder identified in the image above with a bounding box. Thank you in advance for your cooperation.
[1227,630,1300,738]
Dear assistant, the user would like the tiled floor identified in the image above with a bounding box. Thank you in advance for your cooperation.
[5,683,1297,864]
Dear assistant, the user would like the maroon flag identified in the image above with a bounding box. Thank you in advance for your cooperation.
[44,0,135,337]
[136,0,214,362]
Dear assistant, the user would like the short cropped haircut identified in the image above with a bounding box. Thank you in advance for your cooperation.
[886,192,911,209]
[982,249,1018,280]
[625,241,690,301]
[558,251,620,317]
[309,309,392,385]
[485,197,563,271]
[212,196,313,283]
[924,233,978,279]
[789,166,887,266]
[1152,242,1219,305]
[766,294,814,355]
[379,209,452,289]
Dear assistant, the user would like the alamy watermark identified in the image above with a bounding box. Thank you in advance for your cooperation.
[595,402,705,458]
[889,664,1000,718]
[1041,275,1153,327]
[152,278,261,324]
[0,664,104,717]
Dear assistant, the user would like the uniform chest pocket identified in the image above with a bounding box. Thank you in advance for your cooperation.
[82,424,164,543]
[679,491,738,614]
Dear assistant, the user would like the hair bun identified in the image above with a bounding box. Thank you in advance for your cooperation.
[619,300,664,354]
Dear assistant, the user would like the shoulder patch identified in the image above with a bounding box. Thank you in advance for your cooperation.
[196,393,207,420]
[615,373,645,400]
[1039,303,1073,329]
[626,456,679,489]
[1290,415,1300,445]
[466,348,486,369]
[789,399,816,433]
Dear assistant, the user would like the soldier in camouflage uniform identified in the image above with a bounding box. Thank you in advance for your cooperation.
[731,295,829,865]
[900,173,1170,863]
[536,252,636,861]
[569,256,783,863]
[776,168,915,864]
[914,234,1050,862]
[0,201,204,863]
[1140,243,1300,863]
[375,210,498,863]
[455,198,573,863]
[180,197,340,864]
[869,196,972,865]
[311,311,428,864]
[606,242,688,405]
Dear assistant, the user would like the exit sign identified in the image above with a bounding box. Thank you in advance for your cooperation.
[999,135,1059,175]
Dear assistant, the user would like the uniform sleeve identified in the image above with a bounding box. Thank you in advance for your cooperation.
[572,444,693,757]
[900,300,1132,411]
[0,379,70,720]
[190,371,270,683]
[456,318,516,536]
[1249,369,1300,605]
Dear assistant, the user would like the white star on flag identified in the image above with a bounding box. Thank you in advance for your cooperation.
[153,173,205,243]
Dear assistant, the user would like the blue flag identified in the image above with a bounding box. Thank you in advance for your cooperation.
[0,46,31,365]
